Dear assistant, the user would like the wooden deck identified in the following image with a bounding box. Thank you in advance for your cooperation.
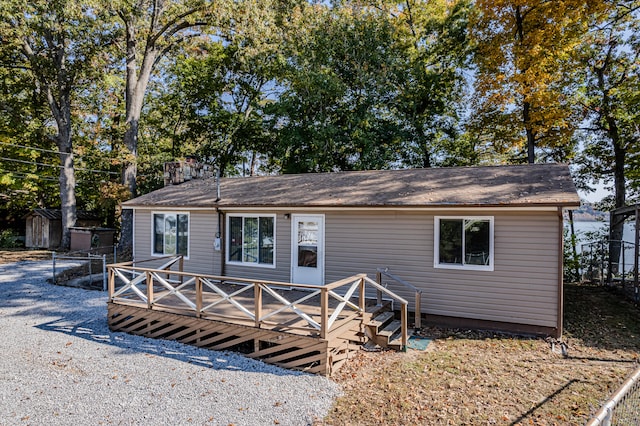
[107,256,409,375]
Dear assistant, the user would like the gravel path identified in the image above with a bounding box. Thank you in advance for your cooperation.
[0,261,341,425]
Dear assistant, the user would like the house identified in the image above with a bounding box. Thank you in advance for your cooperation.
[121,163,580,338]
[25,209,102,249]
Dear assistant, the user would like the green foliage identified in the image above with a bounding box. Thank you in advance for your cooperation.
[572,1,640,203]
[563,227,581,283]
[0,229,22,248]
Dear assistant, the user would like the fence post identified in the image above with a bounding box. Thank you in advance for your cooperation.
[88,253,92,286]
[375,271,383,306]
[102,254,107,292]
[195,277,202,318]
[320,287,329,339]
[254,283,262,328]
[146,271,153,309]
[52,251,57,284]
[358,277,365,314]
[401,303,408,352]
[414,292,421,329]
[108,267,115,299]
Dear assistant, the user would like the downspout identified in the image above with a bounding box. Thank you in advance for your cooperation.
[215,169,225,276]
[217,207,225,277]
[556,207,564,338]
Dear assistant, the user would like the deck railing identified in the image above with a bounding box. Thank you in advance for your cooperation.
[107,257,409,348]
[376,267,422,328]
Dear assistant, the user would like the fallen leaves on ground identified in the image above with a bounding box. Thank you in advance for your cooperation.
[320,284,640,425]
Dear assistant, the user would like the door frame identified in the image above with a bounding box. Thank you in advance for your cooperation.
[290,214,325,285]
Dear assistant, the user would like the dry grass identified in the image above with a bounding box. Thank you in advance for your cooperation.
[321,284,640,425]
[0,249,51,264]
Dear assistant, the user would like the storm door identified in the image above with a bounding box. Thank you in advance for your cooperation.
[291,215,324,285]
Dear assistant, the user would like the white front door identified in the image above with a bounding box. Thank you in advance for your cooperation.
[291,214,324,285]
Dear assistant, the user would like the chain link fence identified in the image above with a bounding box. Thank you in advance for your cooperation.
[587,366,640,426]
[52,245,130,291]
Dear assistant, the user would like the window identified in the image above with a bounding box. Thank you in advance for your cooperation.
[227,215,275,267]
[153,213,189,257]
[434,217,493,270]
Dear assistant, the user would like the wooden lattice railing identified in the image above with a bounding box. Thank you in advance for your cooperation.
[107,257,409,347]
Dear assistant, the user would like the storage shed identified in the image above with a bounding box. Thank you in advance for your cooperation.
[25,209,102,249]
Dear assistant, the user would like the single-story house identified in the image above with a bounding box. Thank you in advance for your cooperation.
[25,209,102,249]
[122,163,580,337]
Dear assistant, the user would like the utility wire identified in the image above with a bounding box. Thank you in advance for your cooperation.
[0,169,59,182]
[0,141,78,157]
[0,169,124,184]
[0,156,125,176]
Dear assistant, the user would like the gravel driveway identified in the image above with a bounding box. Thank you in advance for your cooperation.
[0,261,341,425]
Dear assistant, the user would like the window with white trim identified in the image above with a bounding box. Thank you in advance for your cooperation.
[434,216,493,270]
[153,213,189,257]
[227,215,275,267]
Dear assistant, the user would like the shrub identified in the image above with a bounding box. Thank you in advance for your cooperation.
[0,229,23,248]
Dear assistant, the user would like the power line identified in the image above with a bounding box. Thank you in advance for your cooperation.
[0,156,123,175]
[0,142,161,179]
[0,169,59,182]
[0,141,77,157]
[0,169,119,185]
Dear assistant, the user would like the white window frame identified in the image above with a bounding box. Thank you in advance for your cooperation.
[151,211,190,259]
[434,216,494,271]
[226,214,276,269]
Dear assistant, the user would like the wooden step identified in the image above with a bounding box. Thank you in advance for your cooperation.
[366,311,394,334]
[377,319,402,339]
[388,329,413,351]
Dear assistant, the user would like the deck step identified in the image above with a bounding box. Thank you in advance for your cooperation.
[366,311,394,333]
[377,319,402,338]
[388,329,413,351]
[365,301,392,315]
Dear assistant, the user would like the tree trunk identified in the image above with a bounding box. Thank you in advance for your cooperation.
[596,64,626,273]
[48,90,76,250]
[57,133,77,250]
[515,7,536,164]
[523,101,535,164]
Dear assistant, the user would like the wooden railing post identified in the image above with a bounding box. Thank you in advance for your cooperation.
[414,292,421,329]
[107,267,115,299]
[401,303,408,351]
[179,255,184,284]
[254,283,262,328]
[320,287,329,339]
[359,277,366,314]
[376,271,383,306]
[146,271,154,309]
[195,277,202,318]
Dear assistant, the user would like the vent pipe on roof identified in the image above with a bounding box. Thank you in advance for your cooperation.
[215,168,221,202]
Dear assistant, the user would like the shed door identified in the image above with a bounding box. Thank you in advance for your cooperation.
[291,215,324,285]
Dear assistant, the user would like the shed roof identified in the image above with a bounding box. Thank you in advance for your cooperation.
[26,209,102,221]
[123,163,581,209]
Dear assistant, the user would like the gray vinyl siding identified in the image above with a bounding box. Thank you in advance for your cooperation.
[223,212,291,283]
[133,207,561,329]
[133,209,217,275]
[323,210,561,328]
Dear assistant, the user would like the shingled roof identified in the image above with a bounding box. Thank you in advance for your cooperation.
[123,163,580,209]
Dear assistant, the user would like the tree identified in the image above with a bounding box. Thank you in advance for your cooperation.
[110,0,213,196]
[471,0,602,164]
[268,3,407,173]
[573,1,640,267]
[0,0,110,247]
[379,0,474,168]
[146,0,287,176]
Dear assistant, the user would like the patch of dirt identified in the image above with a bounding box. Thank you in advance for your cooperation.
[320,284,640,425]
[0,249,52,264]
